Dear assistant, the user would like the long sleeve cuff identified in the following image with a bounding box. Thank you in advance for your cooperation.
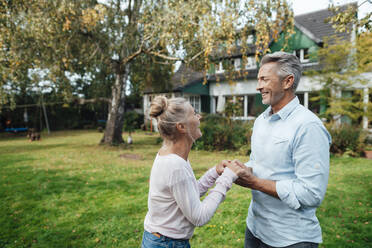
[276,179,301,210]
[209,166,220,180]
[211,167,238,196]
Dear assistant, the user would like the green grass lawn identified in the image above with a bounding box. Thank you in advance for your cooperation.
[0,130,371,247]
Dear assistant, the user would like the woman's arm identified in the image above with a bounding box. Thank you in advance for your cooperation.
[197,160,229,197]
[172,168,238,227]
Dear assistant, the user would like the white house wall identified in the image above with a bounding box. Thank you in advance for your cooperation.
[209,73,372,98]
[209,75,324,97]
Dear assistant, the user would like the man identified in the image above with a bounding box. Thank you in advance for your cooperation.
[231,52,331,247]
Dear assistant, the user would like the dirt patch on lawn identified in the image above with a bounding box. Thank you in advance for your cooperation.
[119,153,143,160]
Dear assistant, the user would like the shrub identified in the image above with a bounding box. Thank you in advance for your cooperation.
[123,111,144,132]
[194,114,253,154]
[326,123,366,157]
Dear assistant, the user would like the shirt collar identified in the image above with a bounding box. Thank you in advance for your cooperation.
[263,96,300,120]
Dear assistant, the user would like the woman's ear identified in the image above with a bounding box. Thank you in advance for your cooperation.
[176,123,187,134]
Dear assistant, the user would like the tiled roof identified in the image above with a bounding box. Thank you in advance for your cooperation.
[143,63,205,94]
[294,3,355,43]
[210,44,257,60]
[208,68,259,82]
[170,64,205,90]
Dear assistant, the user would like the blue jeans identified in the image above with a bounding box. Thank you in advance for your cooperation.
[244,227,318,248]
[141,230,190,248]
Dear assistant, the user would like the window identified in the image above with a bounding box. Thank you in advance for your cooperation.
[248,94,265,117]
[294,50,301,59]
[236,96,244,117]
[247,35,254,44]
[234,58,241,71]
[212,96,218,113]
[189,96,201,113]
[224,96,244,117]
[245,56,256,69]
[303,48,309,62]
[216,61,224,73]
[247,95,255,116]
[293,49,310,63]
[225,96,234,104]
[297,93,304,105]
[308,91,330,114]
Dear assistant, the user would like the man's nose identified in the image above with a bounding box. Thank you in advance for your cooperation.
[256,80,263,91]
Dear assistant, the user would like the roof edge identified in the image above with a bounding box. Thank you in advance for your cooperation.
[294,21,323,44]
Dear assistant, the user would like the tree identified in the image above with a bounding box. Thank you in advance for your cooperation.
[1,0,294,145]
[307,2,372,126]
[327,1,372,33]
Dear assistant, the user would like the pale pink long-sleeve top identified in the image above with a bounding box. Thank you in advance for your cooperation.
[144,154,237,239]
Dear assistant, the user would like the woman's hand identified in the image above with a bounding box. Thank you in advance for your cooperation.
[215,160,230,175]
[226,160,247,177]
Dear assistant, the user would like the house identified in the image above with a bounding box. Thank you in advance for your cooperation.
[143,3,371,128]
[143,64,210,119]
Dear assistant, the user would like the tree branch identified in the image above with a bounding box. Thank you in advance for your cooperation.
[186,49,205,63]
[88,43,101,60]
[146,51,182,61]
[122,47,143,64]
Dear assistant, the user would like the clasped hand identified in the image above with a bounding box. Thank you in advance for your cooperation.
[216,160,256,188]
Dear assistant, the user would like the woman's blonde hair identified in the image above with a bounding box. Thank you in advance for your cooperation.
[149,96,189,141]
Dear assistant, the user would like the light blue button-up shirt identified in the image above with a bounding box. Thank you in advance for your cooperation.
[245,97,331,247]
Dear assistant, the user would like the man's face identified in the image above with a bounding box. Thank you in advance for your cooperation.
[256,62,286,107]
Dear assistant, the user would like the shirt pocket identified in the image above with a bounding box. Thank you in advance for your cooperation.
[273,136,289,144]
[269,136,291,164]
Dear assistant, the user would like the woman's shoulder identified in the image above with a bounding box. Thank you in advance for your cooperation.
[155,154,188,169]
[153,154,193,184]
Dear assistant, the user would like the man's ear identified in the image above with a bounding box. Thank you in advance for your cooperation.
[176,123,186,134]
[283,75,294,90]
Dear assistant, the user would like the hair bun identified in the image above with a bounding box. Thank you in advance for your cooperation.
[149,96,168,118]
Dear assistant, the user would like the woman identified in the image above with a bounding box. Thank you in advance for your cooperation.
[142,96,243,248]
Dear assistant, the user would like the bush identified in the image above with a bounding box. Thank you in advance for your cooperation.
[123,111,144,133]
[326,123,367,157]
[194,114,253,154]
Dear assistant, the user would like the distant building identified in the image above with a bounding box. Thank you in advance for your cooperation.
[143,3,371,128]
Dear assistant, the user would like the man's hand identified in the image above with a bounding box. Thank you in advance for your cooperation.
[228,160,255,185]
[232,160,279,198]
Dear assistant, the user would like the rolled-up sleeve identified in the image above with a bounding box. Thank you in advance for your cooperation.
[276,122,331,210]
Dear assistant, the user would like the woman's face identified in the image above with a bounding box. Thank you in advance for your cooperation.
[185,103,202,141]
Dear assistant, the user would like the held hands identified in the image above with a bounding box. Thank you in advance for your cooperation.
[216,160,277,196]
[216,159,256,188]
[216,159,248,177]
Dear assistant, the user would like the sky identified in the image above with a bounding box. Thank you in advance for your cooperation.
[291,0,372,17]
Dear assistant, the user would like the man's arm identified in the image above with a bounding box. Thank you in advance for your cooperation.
[274,122,331,210]
[233,162,279,199]
[234,122,330,210]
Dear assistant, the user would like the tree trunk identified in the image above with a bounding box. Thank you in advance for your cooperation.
[100,63,130,145]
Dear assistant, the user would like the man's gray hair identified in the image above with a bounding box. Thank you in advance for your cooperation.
[260,51,302,91]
